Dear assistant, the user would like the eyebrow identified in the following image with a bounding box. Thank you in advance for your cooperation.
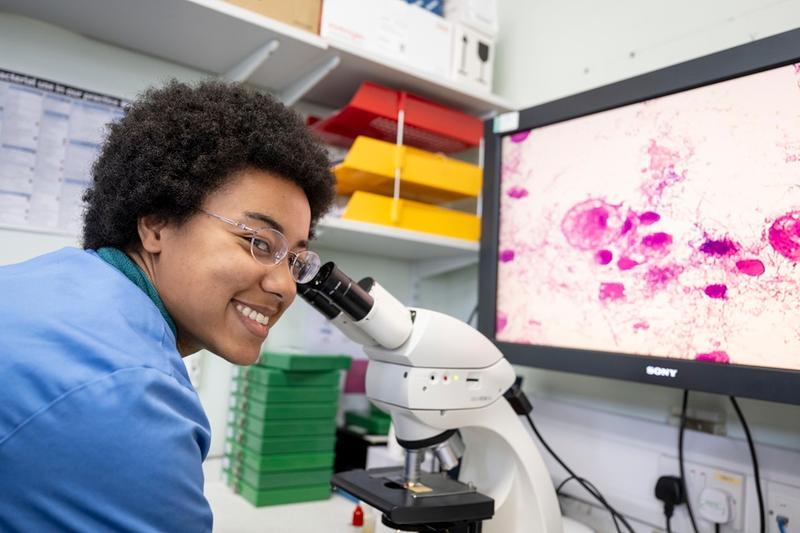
[243,210,308,249]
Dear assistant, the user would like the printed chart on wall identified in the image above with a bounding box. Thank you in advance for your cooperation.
[0,69,125,235]
[496,62,800,372]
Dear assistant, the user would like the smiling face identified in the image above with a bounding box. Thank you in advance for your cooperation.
[135,168,311,365]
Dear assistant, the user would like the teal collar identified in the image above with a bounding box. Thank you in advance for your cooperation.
[96,247,178,338]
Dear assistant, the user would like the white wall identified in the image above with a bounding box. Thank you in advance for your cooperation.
[491,1,800,530]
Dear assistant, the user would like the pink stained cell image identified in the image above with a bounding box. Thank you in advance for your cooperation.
[768,211,800,262]
[499,249,515,262]
[700,239,737,256]
[695,351,730,364]
[561,199,624,250]
[507,186,529,199]
[735,259,766,276]
[496,62,800,372]
[496,312,508,333]
[599,282,625,301]
[641,232,673,249]
[596,249,613,265]
[510,131,531,143]
[704,284,727,299]
[639,211,661,224]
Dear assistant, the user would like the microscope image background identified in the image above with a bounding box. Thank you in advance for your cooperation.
[496,62,800,371]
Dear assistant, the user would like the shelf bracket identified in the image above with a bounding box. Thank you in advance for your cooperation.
[279,55,341,106]
[222,39,281,83]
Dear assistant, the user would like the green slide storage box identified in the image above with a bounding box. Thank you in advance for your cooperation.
[257,352,351,372]
[225,441,335,473]
[227,476,331,507]
[238,365,340,387]
[232,394,337,420]
[224,465,332,490]
[228,409,336,438]
[230,430,336,455]
[234,380,340,404]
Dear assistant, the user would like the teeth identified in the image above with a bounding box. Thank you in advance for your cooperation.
[235,304,270,326]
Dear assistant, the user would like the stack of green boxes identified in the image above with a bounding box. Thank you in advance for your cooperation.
[224,351,351,507]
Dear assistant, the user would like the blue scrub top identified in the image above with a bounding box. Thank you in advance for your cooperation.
[0,247,212,532]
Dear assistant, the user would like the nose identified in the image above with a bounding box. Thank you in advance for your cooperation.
[260,256,296,300]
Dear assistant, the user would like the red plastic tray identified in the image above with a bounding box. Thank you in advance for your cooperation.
[310,82,482,153]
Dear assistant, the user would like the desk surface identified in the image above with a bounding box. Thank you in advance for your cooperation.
[204,458,365,533]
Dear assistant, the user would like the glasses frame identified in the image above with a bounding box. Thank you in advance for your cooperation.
[201,209,320,283]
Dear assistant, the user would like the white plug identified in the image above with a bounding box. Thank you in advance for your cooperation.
[698,487,731,524]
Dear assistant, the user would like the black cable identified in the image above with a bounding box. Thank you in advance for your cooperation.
[524,413,635,533]
[466,303,478,326]
[556,475,622,533]
[730,396,765,533]
[665,516,673,533]
[679,390,700,533]
[714,523,720,533]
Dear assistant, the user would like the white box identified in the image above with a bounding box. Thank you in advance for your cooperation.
[321,0,453,79]
[444,0,498,37]
[404,4,453,78]
[450,22,495,92]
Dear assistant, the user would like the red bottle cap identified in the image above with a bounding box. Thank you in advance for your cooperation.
[352,504,364,527]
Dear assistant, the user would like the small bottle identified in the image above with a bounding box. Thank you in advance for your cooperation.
[352,503,364,527]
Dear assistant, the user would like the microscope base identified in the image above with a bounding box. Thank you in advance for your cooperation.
[332,467,494,531]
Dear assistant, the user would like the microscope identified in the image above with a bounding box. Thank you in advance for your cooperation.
[298,262,572,532]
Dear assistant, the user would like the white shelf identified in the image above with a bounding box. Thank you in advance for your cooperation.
[0,0,513,115]
[315,217,479,261]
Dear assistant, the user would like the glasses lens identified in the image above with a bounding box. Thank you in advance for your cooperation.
[250,229,288,266]
[290,250,321,283]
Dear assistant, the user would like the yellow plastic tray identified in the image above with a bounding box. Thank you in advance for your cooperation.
[334,136,481,203]
[342,191,480,241]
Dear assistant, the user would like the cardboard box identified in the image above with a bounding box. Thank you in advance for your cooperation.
[450,23,495,93]
[224,0,322,34]
[444,0,498,36]
[321,0,452,79]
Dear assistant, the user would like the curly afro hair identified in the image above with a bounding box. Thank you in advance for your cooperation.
[82,79,335,250]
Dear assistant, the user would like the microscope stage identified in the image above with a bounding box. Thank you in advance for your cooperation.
[332,467,494,527]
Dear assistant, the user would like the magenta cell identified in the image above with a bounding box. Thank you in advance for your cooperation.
[700,239,737,256]
[507,187,529,199]
[621,216,634,235]
[599,282,625,301]
[695,350,730,364]
[617,257,638,270]
[646,265,680,287]
[561,199,624,250]
[633,321,650,330]
[499,249,515,262]
[641,232,673,248]
[496,312,508,332]
[768,211,800,262]
[704,284,727,299]
[596,249,613,265]
[639,211,661,225]
[735,259,766,276]
[510,131,531,143]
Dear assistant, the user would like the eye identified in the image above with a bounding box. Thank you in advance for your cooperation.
[252,237,272,254]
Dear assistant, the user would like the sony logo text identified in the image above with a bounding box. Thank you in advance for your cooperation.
[646,365,678,378]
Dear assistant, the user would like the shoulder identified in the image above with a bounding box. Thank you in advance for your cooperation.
[0,366,212,532]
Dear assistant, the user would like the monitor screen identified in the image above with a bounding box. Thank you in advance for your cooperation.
[480,28,800,404]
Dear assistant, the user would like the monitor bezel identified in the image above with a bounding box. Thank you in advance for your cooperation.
[478,28,800,405]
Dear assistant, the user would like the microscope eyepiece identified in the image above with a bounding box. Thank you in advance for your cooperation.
[310,262,374,320]
[296,283,341,320]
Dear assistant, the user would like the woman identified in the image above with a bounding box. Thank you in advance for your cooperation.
[0,80,335,531]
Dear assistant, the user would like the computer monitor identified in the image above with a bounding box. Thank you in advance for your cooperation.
[479,28,800,405]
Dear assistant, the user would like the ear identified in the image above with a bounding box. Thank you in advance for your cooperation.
[137,215,170,254]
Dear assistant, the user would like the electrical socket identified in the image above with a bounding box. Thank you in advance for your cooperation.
[767,481,800,533]
[658,455,745,532]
